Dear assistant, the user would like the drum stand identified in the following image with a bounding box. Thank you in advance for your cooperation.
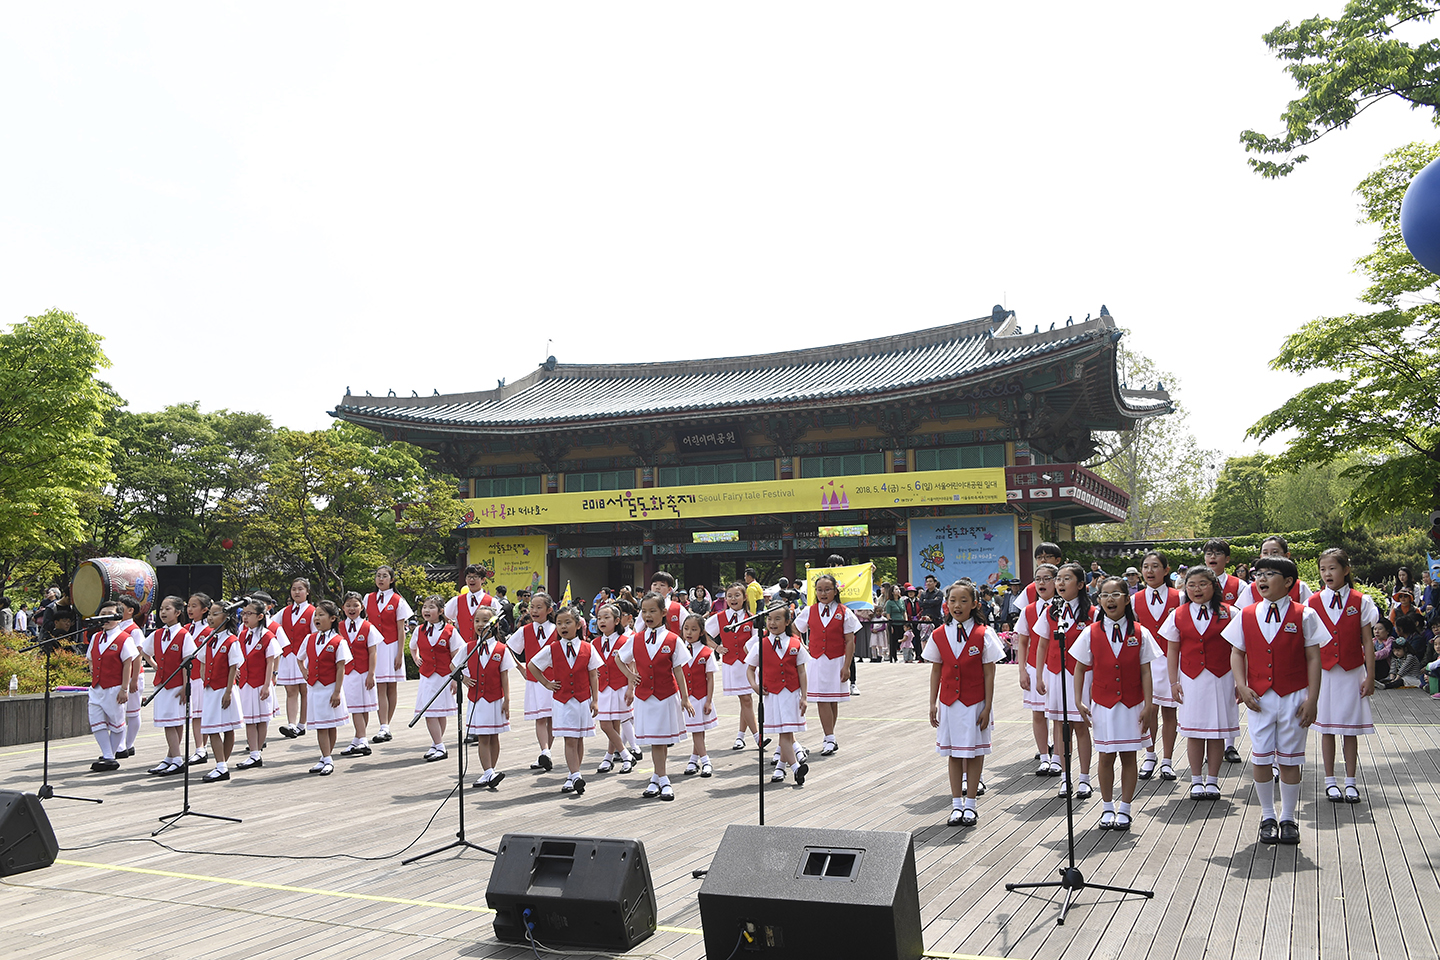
[150,655,241,836]
[19,630,102,805]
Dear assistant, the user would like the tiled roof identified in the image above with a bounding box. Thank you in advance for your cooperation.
[333,312,1169,432]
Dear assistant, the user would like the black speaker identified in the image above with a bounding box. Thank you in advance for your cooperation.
[0,791,58,876]
[698,825,923,960]
[486,834,656,951]
[156,565,224,607]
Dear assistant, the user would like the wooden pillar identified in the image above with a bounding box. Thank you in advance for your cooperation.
[782,524,796,581]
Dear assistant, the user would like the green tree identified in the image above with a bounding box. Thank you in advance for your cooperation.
[0,310,117,594]
[1242,1,1440,177]
[1207,454,1274,536]
[1248,141,1440,520]
[1266,458,1363,530]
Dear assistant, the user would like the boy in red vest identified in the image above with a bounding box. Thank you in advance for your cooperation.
[86,600,142,771]
[527,606,602,795]
[648,571,687,636]
[1222,556,1324,845]
[115,596,146,759]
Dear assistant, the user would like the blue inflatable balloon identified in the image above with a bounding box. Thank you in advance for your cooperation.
[1401,154,1440,275]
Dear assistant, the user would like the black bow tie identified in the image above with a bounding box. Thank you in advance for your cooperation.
[1330,593,1342,609]
[1266,603,1281,623]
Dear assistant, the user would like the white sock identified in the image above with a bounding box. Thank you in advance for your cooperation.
[1078,773,1091,785]
[689,754,698,764]
[659,775,670,786]
[1325,775,1337,788]
[824,734,836,744]
[1191,775,1203,785]
[380,724,390,733]
[963,797,976,811]
[484,767,494,777]
[1159,758,1173,770]
[93,730,113,757]
[1279,780,1302,821]
[566,772,577,782]
[1345,776,1357,788]
[322,755,332,764]
[952,797,965,810]
[1117,801,1131,817]
[126,714,141,749]
[1256,778,1276,820]
[1145,751,1157,763]
[700,755,710,765]
[541,748,551,757]
[1205,776,1218,787]
[1103,800,1115,814]
[250,750,261,760]
[111,731,126,754]
[650,773,660,784]
[433,741,444,750]
[216,761,227,772]
[350,737,363,748]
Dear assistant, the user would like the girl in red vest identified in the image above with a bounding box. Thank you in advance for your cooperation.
[300,600,351,776]
[275,578,316,740]
[366,566,413,744]
[616,593,694,801]
[1233,536,1315,611]
[235,600,282,770]
[462,603,513,790]
[505,592,558,772]
[1160,566,1240,800]
[410,595,465,761]
[924,581,1004,827]
[593,602,636,774]
[184,592,215,768]
[1221,555,1325,846]
[1133,551,1180,783]
[142,596,196,776]
[1311,548,1379,804]
[527,606,602,795]
[745,605,809,786]
[1033,562,1095,800]
[793,574,859,757]
[199,601,244,782]
[338,592,379,758]
[1013,563,1059,776]
[682,614,720,778]
[86,600,142,772]
[1200,540,1250,765]
[1073,577,1162,831]
[615,599,644,762]
[705,582,761,751]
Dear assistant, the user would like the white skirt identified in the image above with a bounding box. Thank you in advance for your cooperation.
[1022,664,1046,712]
[126,675,144,718]
[374,640,406,683]
[464,696,510,735]
[686,696,718,733]
[150,684,190,727]
[1150,658,1178,709]
[342,671,378,713]
[721,659,752,697]
[1043,667,1090,723]
[760,688,807,734]
[632,694,684,746]
[190,677,205,717]
[306,681,349,729]
[552,696,596,738]
[1313,665,1375,735]
[1089,700,1148,753]
[414,673,456,719]
[88,687,125,734]
[200,686,243,734]
[238,684,277,725]
[596,686,632,721]
[522,678,554,720]
[935,699,992,758]
[806,654,850,702]
[1175,669,1240,739]
[277,652,305,685]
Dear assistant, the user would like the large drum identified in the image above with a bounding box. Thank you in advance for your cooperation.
[72,557,158,620]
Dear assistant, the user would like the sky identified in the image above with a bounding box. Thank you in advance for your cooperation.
[3,4,1437,459]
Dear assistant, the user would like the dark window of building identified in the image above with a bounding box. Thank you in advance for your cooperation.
[657,460,776,486]
[564,470,633,492]
[802,453,885,477]
[473,475,543,497]
[914,444,1006,471]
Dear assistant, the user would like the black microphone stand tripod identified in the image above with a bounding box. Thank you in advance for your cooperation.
[19,625,102,804]
[150,645,242,837]
[1005,598,1152,924]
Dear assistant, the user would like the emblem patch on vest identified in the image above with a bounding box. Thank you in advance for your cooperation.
[967,646,979,656]
[1283,623,1298,633]
[1126,637,1140,646]
[1346,606,1357,615]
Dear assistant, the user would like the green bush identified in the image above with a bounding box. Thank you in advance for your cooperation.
[0,630,92,694]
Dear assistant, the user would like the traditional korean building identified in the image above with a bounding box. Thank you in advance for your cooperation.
[331,307,1170,600]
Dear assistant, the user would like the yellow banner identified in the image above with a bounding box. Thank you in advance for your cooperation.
[804,562,875,608]
[465,534,546,598]
[457,468,1004,528]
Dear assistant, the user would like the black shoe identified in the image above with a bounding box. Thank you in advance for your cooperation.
[279,724,300,739]
[235,756,263,770]
[202,768,230,782]
[1258,818,1280,844]
[116,747,135,759]
[1224,746,1242,763]
[572,776,586,796]
[488,771,505,790]
[1278,820,1301,845]
[370,730,393,743]
[464,734,479,745]
[794,762,809,786]
[339,744,372,757]
[533,753,553,772]
[90,757,120,772]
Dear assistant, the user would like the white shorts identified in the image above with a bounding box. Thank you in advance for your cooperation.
[632,694,684,746]
[720,659,751,697]
[149,684,190,728]
[1089,700,1149,753]
[306,681,349,729]
[414,673,456,719]
[1246,687,1311,765]
[596,686,631,721]
[238,684,277,725]
[522,678,554,721]
[552,697,596,738]
[373,640,406,683]
[277,652,306,685]
[1313,665,1374,736]
[686,696,718,733]
[1175,669,1239,739]
[342,671,378,714]
[1022,664,1045,712]
[463,697,510,735]
[126,676,144,718]
[760,688,806,735]
[1043,668,1090,723]
[200,687,243,734]
[1150,658,1178,709]
[88,688,125,735]
[805,654,850,702]
[935,699,992,758]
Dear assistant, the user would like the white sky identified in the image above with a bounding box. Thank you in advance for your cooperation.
[3,4,1436,458]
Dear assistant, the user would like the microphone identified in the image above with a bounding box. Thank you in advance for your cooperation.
[221,596,253,612]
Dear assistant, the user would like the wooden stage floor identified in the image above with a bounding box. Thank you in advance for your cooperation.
[2,661,1438,960]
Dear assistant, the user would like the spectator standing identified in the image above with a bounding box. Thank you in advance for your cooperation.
[0,598,13,633]
[884,585,907,663]
[744,568,764,616]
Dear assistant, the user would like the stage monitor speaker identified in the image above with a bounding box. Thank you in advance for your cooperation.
[698,825,923,960]
[0,791,58,876]
[156,565,224,607]
[486,834,656,951]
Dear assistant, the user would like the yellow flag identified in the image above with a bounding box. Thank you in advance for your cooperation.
[805,562,874,607]
[561,580,572,606]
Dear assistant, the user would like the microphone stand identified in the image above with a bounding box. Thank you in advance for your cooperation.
[19,628,101,804]
[716,603,788,828]
[404,625,498,865]
[151,649,242,836]
[1005,600,1152,924]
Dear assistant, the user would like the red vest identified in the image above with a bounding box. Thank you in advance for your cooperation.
[204,633,240,690]
[1133,587,1180,640]
[760,634,803,694]
[519,622,556,681]
[633,629,680,700]
[1087,621,1145,708]
[277,603,314,658]
[365,591,402,646]
[339,619,373,675]
[1240,603,1309,697]
[1217,574,1246,606]
[805,603,850,659]
[239,623,278,688]
[466,639,506,703]
[1310,589,1366,672]
[595,633,631,691]
[716,610,752,665]
[1024,581,1039,605]
[549,638,593,704]
[1020,602,1044,668]
[89,625,136,689]
[1044,604,1088,674]
[1174,604,1234,679]
[152,624,190,690]
[454,592,495,645]
[684,643,713,701]
[305,631,343,686]
[935,622,989,707]
[417,623,456,677]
